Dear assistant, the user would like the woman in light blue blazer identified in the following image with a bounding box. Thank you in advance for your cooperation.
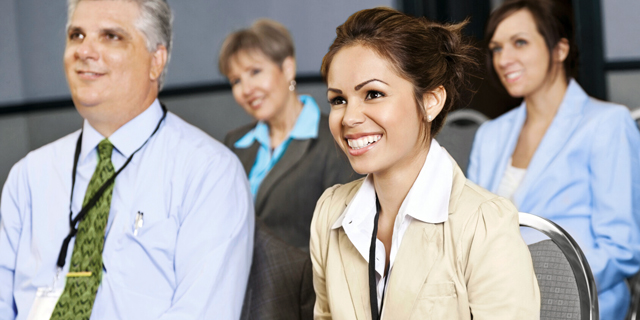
[468,0,640,319]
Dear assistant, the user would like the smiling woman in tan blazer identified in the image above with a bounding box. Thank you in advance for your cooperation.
[310,8,540,319]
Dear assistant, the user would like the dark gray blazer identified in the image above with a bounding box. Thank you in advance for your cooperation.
[240,221,314,320]
[224,114,359,249]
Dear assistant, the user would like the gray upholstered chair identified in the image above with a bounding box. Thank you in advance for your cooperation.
[631,108,640,130]
[519,212,599,320]
[436,109,488,173]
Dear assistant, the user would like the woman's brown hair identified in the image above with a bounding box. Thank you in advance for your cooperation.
[320,7,478,138]
[485,0,578,85]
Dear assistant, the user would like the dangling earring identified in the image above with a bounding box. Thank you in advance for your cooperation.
[289,80,297,92]
[427,115,433,122]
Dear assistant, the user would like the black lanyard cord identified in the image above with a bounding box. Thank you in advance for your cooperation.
[56,104,168,270]
[369,196,390,320]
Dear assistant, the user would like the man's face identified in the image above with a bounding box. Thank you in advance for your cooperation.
[64,1,162,118]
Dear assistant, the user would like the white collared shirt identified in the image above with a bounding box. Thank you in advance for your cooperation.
[331,139,453,309]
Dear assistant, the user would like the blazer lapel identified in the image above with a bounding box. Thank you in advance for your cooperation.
[382,222,441,320]
[255,139,312,213]
[513,84,587,209]
[236,142,259,176]
[338,230,371,320]
[489,105,526,193]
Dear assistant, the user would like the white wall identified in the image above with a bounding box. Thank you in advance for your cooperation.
[601,0,640,110]
[602,0,640,62]
[607,70,640,110]
[0,0,24,105]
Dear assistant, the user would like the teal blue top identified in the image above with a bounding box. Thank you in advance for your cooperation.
[234,95,320,199]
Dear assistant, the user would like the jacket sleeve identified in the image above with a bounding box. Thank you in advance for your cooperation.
[463,197,540,319]
[223,131,234,150]
[310,186,339,320]
[299,257,315,320]
[0,160,29,320]
[585,108,640,292]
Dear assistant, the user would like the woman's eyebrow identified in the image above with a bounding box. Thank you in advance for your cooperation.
[355,79,388,91]
[327,79,389,94]
[510,32,529,40]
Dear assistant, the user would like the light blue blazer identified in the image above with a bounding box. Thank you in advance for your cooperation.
[468,79,640,320]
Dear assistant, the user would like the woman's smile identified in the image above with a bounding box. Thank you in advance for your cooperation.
[345,134,383,155]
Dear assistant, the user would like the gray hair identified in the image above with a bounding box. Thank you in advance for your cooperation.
[67,0,174,90]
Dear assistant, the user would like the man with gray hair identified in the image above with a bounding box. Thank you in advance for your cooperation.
[0,0,254,319]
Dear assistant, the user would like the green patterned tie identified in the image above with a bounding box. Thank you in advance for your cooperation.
[51,139,115,320]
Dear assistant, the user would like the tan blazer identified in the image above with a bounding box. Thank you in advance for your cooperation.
[310,161,540,320]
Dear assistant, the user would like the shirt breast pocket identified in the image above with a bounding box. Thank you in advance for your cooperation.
[118,209,178,255]
[105,208,179,299]
[412,282,459,320]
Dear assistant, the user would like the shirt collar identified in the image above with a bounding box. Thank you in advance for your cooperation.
[557,78,588,116]
[80,119,106,164]
[289,95,320,140]
[331,139,452,230]
[80,99,164,162]
[519,78,587,119]
[234,95,320,149]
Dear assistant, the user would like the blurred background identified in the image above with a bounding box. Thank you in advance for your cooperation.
[0,0,639,184]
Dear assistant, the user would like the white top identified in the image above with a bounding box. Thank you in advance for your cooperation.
[496,158,527,202]
[331,139,452,310]
[0,99,254,319]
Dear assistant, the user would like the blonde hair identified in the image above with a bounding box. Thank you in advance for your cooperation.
[218,19,294,76]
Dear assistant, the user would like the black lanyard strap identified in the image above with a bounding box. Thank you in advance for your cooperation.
[56,104,168,270]
[369,196,390,320]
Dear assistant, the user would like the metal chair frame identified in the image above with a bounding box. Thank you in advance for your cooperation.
[445,109,489,126]
[519,212,599,320]
[626,272,640,320]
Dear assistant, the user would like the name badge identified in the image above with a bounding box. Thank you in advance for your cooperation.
[26,287,63,320]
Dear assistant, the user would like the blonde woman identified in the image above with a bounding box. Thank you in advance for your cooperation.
[220,20,357,250]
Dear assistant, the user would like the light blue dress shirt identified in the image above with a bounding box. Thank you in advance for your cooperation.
[468,80,640,320]
[234,95,320,198]
[0,100,255,320]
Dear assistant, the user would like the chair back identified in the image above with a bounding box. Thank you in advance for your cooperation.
[631,108,640,130]
[446,109,490,125]
[519,212,599,320]
[437,109,488,173]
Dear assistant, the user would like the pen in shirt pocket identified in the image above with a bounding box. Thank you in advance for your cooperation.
[133,211,144,236]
